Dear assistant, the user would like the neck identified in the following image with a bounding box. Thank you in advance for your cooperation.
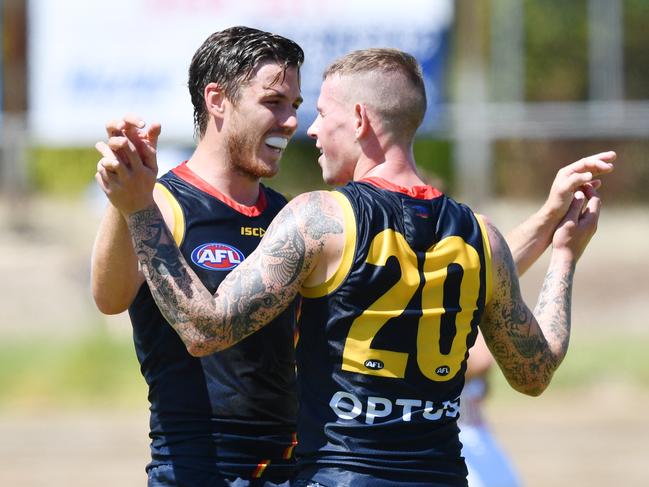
[354,146,424,187]
[186,141,260,206]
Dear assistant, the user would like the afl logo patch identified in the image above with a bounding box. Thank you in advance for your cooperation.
[191,243,245,271]
[436,365,451,376]
[364,359,384,371]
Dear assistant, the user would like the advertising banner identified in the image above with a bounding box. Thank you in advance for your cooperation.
[28,0,452,144]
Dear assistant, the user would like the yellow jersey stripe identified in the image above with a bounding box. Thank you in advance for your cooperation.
[474,213,493,304]
[155,182,185,246]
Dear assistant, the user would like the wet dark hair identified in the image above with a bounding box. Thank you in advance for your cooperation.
[188,26,304,138]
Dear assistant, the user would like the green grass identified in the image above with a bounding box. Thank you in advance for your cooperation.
[0,328,645,412]
[28,147,99,196]
[553,331,649,387]
[0,331,147,411]
[490,329,649,396]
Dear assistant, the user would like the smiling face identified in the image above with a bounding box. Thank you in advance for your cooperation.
[224,61,302,179]
[307,75,358,185]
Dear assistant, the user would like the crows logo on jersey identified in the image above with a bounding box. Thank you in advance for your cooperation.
[191,242,245,271]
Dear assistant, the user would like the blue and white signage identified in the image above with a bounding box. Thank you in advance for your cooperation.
[28,0,452,144]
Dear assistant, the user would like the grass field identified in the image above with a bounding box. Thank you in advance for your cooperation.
[0,328,647,412]
[0,331,145,412]
[0,195,647,486]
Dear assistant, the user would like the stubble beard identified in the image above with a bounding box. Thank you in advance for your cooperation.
[226,128,278,180]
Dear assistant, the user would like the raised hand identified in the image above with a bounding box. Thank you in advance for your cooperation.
[542,151,615,226]
[104,115,161,172]
[95,117,162,215]
[505,151,615,275]
[551,184,602,263]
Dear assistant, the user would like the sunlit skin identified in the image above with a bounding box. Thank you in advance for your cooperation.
[307,76,359,185]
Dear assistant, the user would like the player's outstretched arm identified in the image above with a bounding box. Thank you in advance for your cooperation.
[479,186,601,395]
[123,191,343,356]
[505,151,614,276]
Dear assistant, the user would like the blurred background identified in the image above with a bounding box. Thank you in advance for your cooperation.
[1,0,647,485]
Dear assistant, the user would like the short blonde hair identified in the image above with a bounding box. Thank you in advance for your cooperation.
[324,48,427,139]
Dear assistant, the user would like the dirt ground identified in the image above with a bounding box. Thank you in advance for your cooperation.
[488,385,649,487]
[1,387,647,487]
[0,196,647,486]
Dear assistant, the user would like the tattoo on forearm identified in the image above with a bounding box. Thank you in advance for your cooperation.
[534,262,575,351]
[128,207,193,297]
[482,221,575,394]
[127,206,229,352]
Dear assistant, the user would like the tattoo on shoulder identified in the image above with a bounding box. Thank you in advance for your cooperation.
[258,206,306,286]
[258,192,343,287]
[302,192,344,240]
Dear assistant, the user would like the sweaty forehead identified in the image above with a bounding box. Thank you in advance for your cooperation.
[252,63,300,94]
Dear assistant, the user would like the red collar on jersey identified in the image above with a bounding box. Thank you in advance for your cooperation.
[172,162,268,217]
[359,176,443,200]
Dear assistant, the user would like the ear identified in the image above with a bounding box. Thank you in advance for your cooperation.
[204,82,226,118]
[354,103,369,140]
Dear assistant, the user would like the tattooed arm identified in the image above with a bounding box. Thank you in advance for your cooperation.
[480,186,601,396]
[125,191,345,356]
[469,154,613,386]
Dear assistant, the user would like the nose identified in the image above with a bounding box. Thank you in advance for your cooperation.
[307,116,319,139]
[281,110,298,133]
[275,106,297,138]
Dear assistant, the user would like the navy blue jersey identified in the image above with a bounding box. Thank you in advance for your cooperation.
[128,162,298,481]
[295,178,492,485]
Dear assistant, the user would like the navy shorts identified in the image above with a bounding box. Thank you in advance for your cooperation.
[292,466,467,487]
[147,464,291,487]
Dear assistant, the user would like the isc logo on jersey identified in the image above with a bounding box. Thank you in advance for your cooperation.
[191,243,245,271]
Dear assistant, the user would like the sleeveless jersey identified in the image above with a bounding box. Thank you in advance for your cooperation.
[128,162,298,480]
[295,178,492,485]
